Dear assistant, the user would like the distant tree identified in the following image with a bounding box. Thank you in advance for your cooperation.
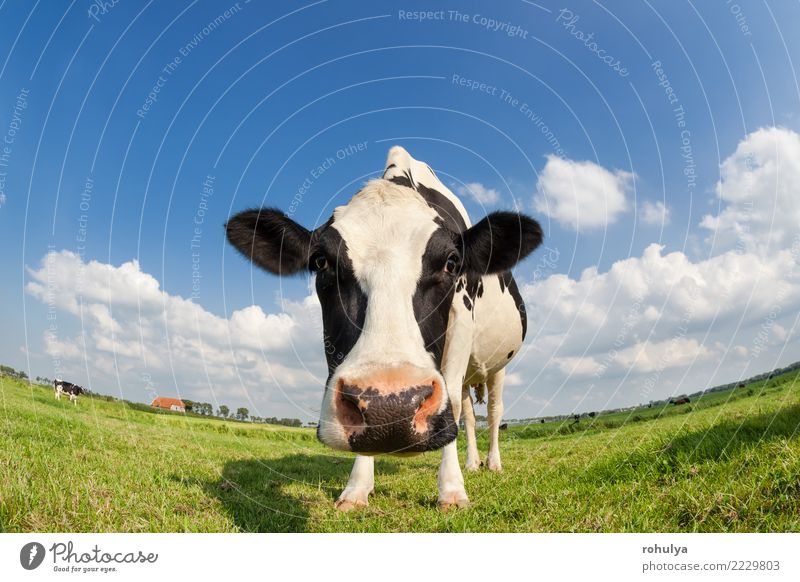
[183,399,195,412]
[218,404,230,418]
[236,407,249,421]
[0,365,15,376]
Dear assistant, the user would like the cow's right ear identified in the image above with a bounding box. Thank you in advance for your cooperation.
[225,208,312,276]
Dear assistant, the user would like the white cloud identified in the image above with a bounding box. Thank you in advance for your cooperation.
[456,182,501,205]
[25,250,325,418]
[701,126,800,254]
[512,240,800,413]
[639,200,671,225]
[534,155,632,231]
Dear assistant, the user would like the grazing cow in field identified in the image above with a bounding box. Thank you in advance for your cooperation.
[226,147,542,509]
[54,380,84,405]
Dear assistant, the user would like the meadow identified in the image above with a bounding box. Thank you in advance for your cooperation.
[1,370,798,532]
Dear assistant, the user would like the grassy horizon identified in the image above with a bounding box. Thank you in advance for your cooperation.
[1,370,799,532]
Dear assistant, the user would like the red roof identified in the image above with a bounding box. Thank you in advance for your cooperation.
[151,397,185,409]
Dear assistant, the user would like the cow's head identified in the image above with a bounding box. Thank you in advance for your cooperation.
[227,174,541,455]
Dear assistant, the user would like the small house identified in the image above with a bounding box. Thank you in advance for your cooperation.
[151,397,186,412]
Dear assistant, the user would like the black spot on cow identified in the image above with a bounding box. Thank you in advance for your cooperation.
[387,175,413,189]
[463,294,473,310]
[507,350,514,359]
[465,272,483,301]
[311,224,368,374]
[506,275,527,340]
[498,271,512,293]
[413,229,460,367]
[415,183,468,233]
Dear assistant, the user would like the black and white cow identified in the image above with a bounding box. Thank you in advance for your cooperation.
[226,147,542,510]
[54,380,84,405]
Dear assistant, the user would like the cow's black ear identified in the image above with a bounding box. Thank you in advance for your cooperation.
[461,211,543,274]
[225,208,312,276]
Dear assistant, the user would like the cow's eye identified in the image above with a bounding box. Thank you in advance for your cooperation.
[444,253,460,274]
[310,254,329,272]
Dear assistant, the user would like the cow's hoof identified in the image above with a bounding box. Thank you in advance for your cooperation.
[437,491,470,511]
[334,488,371,512]
[465,460,481,472]
[334,498,368,512]
[487,460,503,473]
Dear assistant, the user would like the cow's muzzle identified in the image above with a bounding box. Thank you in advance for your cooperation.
[323,367,457,454]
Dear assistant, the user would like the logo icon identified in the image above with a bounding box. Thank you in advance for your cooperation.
[20,542,46,570]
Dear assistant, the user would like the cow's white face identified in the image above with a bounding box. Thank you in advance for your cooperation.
[314,182,456,453]
[226,164,542,455]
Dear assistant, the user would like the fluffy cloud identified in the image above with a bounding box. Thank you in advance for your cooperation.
[26,251,326,418]
[534,155,632,231]
[639,200,671,225]
[701,126,800,254]
[508,128,800,414]
[456,182,501,205]
[510,240,800,414]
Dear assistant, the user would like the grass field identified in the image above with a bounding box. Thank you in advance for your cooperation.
[2,370,799,532]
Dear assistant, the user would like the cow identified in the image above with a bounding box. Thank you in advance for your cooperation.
[225,146,543,510]
[54,380,84,405]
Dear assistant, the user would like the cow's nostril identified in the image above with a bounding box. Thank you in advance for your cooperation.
[413,380,442,434]
[336,381,367,431]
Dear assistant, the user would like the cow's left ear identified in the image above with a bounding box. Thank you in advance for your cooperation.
[461,212,543,274]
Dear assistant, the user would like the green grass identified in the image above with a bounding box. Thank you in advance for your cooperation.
[1,371,799,532]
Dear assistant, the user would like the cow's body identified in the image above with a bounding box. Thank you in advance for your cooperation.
[54,380,84,405]
[226,146,541,509]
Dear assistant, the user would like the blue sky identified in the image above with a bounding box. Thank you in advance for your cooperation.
[2,0,799,420]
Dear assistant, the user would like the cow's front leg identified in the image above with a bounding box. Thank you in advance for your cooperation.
[335,455,374,511]
[438,441,469,509]
[486,369,505,472]
[461,386,480,471]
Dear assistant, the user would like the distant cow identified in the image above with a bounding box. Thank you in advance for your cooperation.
[671,396,690,405]
[54,380,84,405]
